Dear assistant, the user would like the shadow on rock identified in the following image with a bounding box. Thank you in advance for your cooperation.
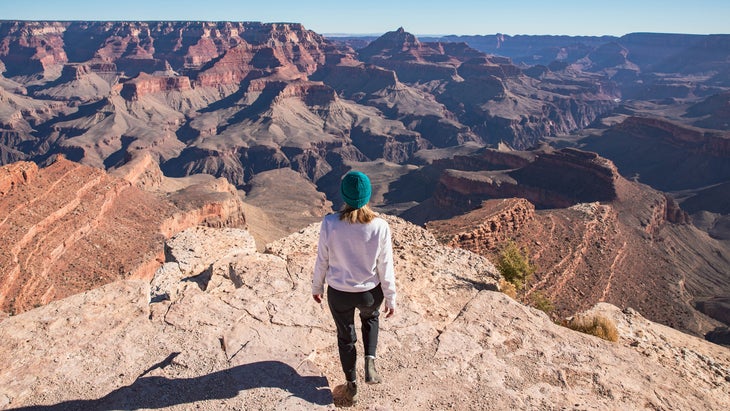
[454,275,499,292]
[9,359,332,410]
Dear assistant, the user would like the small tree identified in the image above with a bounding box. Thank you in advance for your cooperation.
[496,241,536,295]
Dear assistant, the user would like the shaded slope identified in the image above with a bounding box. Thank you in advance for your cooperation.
[581,116,730,191]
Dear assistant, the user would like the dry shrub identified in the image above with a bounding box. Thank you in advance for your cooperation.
[566,314,619,342]
[499,278,517,299]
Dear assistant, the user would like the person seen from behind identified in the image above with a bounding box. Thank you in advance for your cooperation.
[312,171,397,404]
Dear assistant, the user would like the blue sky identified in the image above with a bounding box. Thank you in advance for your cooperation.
[2,0,728,36]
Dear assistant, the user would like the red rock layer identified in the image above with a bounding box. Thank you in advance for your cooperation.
[0,21,335,96]
[119,72,193,100]
[0,22,68,75]
[427,198,535,254]
[431,147,620,213]
[0,157,245,315]
[428,177,724,337]
[58,64,92,80]
[0,161,38,195]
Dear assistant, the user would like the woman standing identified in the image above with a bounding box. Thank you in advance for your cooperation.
[312,171,397,403]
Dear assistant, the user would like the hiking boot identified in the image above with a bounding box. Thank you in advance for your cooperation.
[365,356,381,384]
[345,381,358,403]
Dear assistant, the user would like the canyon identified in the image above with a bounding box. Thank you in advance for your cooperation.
[0,21,728,408]
[0,22,619,180]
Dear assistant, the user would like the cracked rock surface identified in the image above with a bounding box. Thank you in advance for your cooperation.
[1,217,728,410]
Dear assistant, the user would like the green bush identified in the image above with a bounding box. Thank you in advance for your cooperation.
[496,241,536,292]
[565,314,619,342]
[530,291,554,314]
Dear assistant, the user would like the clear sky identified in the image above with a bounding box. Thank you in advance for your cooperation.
[2,0,728,36]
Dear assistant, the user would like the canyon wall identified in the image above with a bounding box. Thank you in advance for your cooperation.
[430,147,620,214]
[428,198,535,254]
[615,116,730,157]
[0,157,245,315]
[0,21,333,80]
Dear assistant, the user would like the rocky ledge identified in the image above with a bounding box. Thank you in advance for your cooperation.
[0,218,727,409]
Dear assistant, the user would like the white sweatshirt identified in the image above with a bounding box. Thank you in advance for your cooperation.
[312,213,397,309]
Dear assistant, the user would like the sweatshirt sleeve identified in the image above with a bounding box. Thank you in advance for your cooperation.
[376,221,397,309]
[312,219,329,295]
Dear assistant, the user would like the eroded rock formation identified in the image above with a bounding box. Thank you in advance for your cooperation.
[0,21,332,80]
[120,73,192,101]
[357,27,618,148]
[0,157,246,315]
[614,116,730,157]
[0,22,622,187]
[426,146,621,217]
[428,175,728,337]
[581,115,730,193]
[428,198,535,253]
[0,161,37,195]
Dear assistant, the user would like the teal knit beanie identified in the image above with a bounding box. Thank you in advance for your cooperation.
[340,171,372,209]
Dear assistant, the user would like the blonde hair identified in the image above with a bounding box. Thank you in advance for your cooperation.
[339,204,376,224]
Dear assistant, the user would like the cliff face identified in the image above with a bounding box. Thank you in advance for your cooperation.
[0,20,341,166]
[511,148,619,203]
[0,21,332,79]
[432,148,534,171]
[430,147,620,215]
[582,115,730,192]
[0,22,69,76]
[119,73,192,100]
[0,157,246,315]
[615,116,730,156]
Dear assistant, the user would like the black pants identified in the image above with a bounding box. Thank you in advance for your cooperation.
[327,284,384,382]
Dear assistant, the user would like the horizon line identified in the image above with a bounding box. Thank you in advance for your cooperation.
[0,20,727,37]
